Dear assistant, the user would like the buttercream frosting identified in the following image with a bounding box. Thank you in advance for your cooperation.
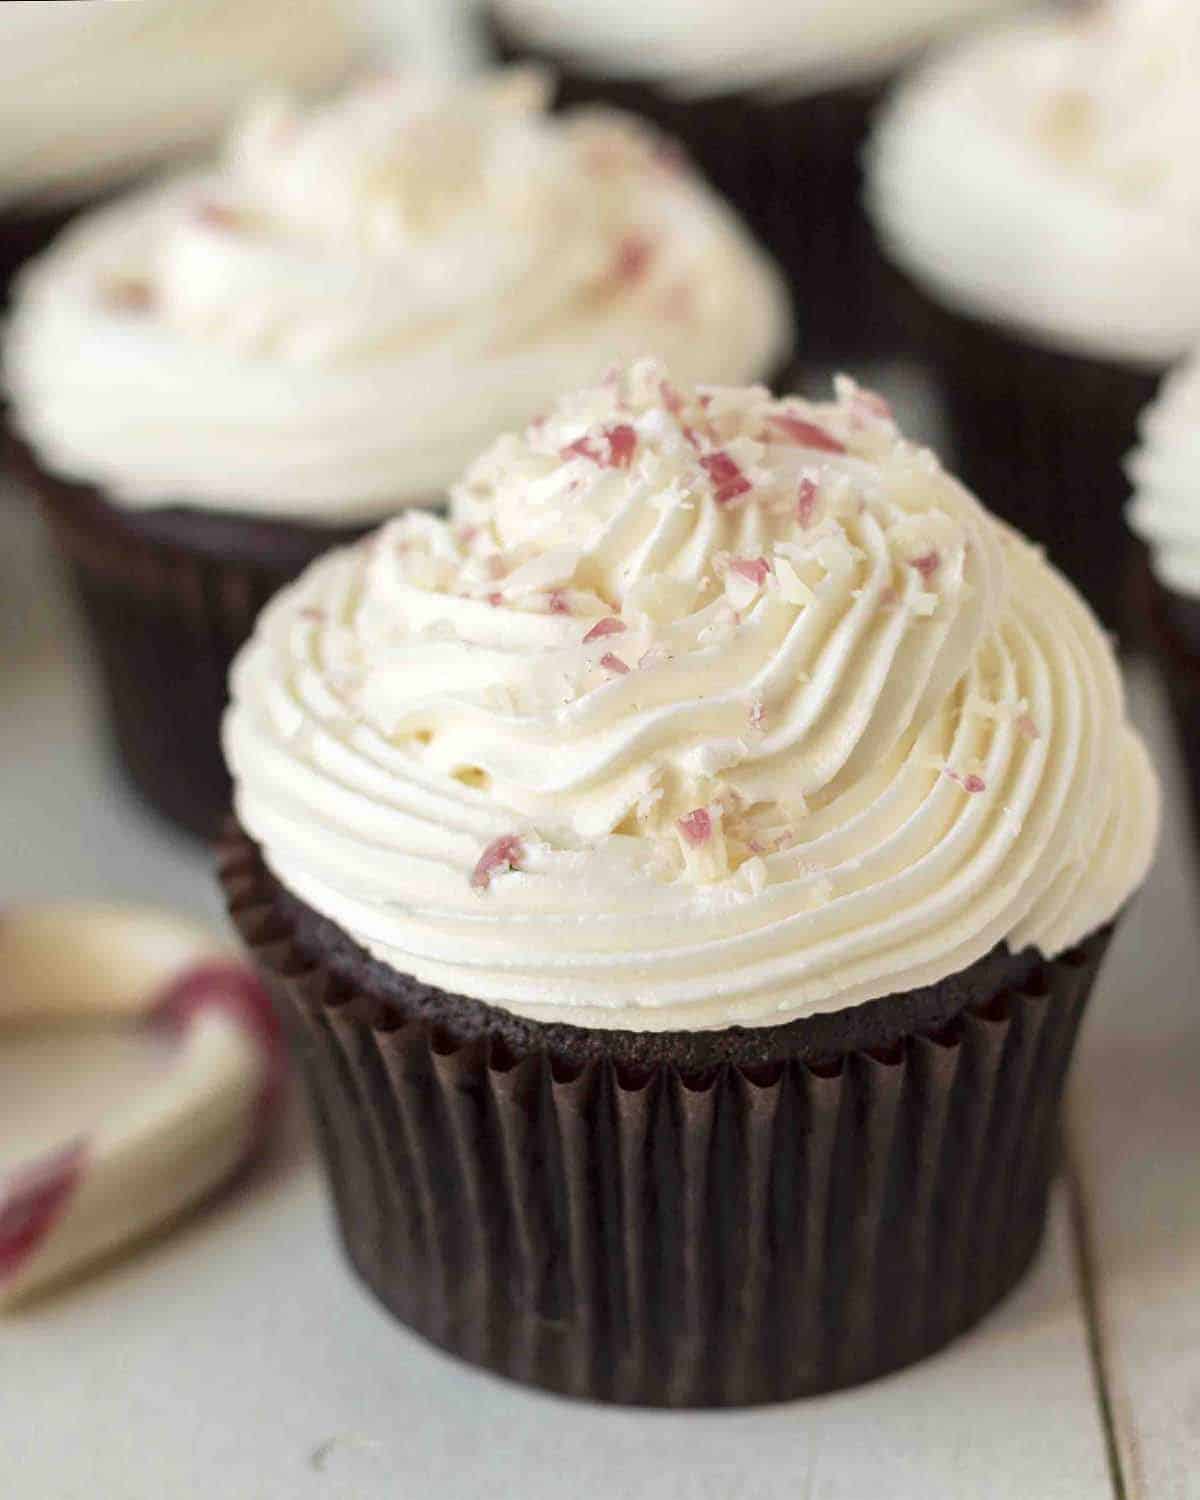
[224,359,1158,1031]
[1127,351,1200,599]
[0,0,353,210]
[4,71,792,523]
[867,0,1200,365]
[490,0,1027,96]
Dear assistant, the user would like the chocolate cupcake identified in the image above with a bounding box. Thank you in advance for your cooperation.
[5,71,791,839]
[220,359,1158,1405]
[487,0,1028,358]
[866,5,1200,630]
[0,0,352,300]
[1127,350,1200,844]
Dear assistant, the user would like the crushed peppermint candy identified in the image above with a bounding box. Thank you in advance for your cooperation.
[582,616,627,644]
[470,835,526,891]
[796,477,819,528]
[946,769,987,794]
[611,232,655,284]
[730,557,772,587]
[911,551,940,583]
[677,808,713,847]
[196,201,243,232]
[486,591,503,608]
[1017,714,1040,741]
[562,423,638,470]
[701,451,752,506]
[101,276,154,313]
[599,652,630,676]
[548,589,572,616]
[767,413,846,454]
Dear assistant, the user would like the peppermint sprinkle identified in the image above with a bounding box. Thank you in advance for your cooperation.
[487,591,503,608]
[612,232,654,284]
[701,451,752,506]
[102,276,154,313]
[946,769,987,794]
[470,835,525,892]
[796,477,819,528]
[768,413,846,454]
[548,589,572,616]
[196,201,242,232]
[582,616,627,644]
[562,423,638,470]
[677,808,713,847]
[730,557,771,587]
[660,379,685,415]
[599,652,630,676]
[1017,713,1040,741]
[911,551,940,583]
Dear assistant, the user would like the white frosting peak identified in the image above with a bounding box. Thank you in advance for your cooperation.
[225,361,1158,1030]
[867,3,1200,363]
[1127,352,1200,600]
[5,73,791,522]
[0,0,352,210]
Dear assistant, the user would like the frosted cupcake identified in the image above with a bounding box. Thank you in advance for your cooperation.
[867,0,1200,628]
[488,0,1028,356]
[220,358,1157,1405]
[5,70,791,838]
[0,0,352,299]
[1127,351,1200,840]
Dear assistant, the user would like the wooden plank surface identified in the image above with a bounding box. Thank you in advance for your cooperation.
[1069,667,1200,1500]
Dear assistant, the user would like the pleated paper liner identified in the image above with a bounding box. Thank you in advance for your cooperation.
[883,263,1162,637]
[486,8,901,361]
[14,438,368,839]
[219,824,1115,1407]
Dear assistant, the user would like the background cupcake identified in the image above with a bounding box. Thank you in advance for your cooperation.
[1127,349,1200,841]
[221,359,1157,1406]
[0,0,353,300]
[487,0,1029,358]
[5,69,791,839]
[867,0,1200,629]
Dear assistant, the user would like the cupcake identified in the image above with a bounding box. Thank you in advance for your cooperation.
[5,70,791,839]
[0,0,352,300]
[487,0,1029,358]
[866,0,1200,630]
[1127,350,1200,841]
[220,358,1157,1406]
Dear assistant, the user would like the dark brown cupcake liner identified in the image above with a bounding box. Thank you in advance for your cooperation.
[219,822,1116,1407]
[486,9,900,362]
[14,438,368,839]
[886,265,1162,636]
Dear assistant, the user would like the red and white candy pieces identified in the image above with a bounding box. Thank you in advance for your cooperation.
[0,906,283,1310]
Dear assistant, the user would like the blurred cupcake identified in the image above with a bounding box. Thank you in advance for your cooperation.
[867,0,1200,629]
[0,0,352,299]
[1127,351,1200,840]
[488,0,1029,358]
[5,70,791,839]
[220,358,1157,1406]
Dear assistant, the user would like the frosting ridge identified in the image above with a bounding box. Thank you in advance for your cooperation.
[1127,352,1200,599]
[224,360,1158,1030]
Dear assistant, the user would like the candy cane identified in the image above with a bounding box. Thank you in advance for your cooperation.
[0,905,283,1310]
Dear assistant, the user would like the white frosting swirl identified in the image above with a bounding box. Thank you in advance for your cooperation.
[1127,351,1200,599]
[0,0,352,210]
[224,360,1158,1031]
[4,71,791,523]
[866,0,1200,364]
[491,0,1028,95]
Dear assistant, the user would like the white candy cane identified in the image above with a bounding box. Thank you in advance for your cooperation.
[0,905,283,1309]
